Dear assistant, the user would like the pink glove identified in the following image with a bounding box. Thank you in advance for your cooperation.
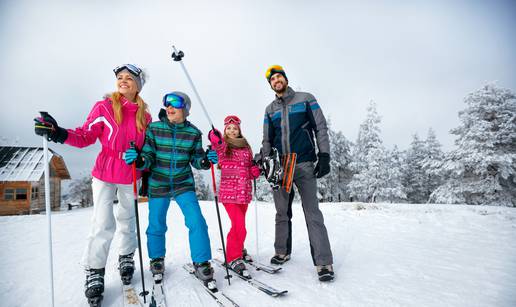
[208,128,222,145]
[250,165,261,179]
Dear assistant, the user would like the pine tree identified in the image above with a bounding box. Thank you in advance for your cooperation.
[403,134,428,203]
[377,146,406,202]
[317,120,353,202]
[430,84,516,206]
[422,128,444,201]
[193,169,213,200]
[348,101,386,202]
[68,174,93,207]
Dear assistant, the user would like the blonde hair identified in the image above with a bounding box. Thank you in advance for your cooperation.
[109,92,149,132]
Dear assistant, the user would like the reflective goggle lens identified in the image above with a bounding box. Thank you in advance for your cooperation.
[163,93,185,109]
[113,64,142,77]
[224,116,241,126]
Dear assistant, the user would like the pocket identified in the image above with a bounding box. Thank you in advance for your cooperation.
[304,128,315,149]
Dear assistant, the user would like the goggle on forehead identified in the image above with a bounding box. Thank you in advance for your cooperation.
[113,64,143,77]
[265,65,284,79]
[163,93,185,109]
[224,116,241,126]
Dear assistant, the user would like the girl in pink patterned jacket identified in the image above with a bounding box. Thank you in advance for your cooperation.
[208,115,261,277]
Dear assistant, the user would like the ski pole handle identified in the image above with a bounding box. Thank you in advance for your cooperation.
[208,145,218,195]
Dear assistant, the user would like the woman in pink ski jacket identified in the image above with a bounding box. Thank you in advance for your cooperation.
[208,115,261,277]
[34,64,151,305]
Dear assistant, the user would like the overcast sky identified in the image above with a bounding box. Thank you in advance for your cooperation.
[1,0,515,182]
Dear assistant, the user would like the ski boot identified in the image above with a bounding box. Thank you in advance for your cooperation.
[317,264,335,282]
[85,268,105,307]
[229,258,251,279]
[150,257,165,283]
[193,261,217,291]
[118,253,135,285]
[242,248,253,263]
[270,254,290,265]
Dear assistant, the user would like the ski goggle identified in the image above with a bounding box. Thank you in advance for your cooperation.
[224,115,241,126]
[113,64,143,77]
[163,93,185,109]
[265,65,285,80]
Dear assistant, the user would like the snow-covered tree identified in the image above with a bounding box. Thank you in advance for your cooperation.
[421,128,444,200]
[377,146,406,202]
[67,174,93,207]
[317,121,353,202]
[430,84,516,206]
[348,101,389,202]
[193,169,213,200]
[402,134,428,203]
[254,175,274,202]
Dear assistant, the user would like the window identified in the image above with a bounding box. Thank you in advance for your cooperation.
[31,187,39,200]
[4,189,14,200]
[16,189,28,200]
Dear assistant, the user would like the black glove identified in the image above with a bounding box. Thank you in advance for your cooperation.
[314,152,330,178]
[34,112,68,143]
[200,148,212,170]
[139,170,151,197]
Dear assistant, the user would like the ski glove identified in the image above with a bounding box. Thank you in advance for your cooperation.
[200,148,218,169]
[34,112,68,144]
[124,148,144,168]
[314,152,330,179]
[250,165,261,179]
[208,128,223,145]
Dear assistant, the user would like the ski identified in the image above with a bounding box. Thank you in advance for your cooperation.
[149,274,167,307]
[122,284,145,307]
[216,249,282,274]
[213,259,288,297]
[245,260,282,274]
[183,263,240,307]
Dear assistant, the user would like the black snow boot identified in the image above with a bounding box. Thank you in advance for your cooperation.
[193,261,217,290]
[229,258,251,279]
[317,264,335,282]
[118,253,135,285]
[242,248,253,262]
[85,268,105,306]
[150,257,165,282]
[270,254,290,265]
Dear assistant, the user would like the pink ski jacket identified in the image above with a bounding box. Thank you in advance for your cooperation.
[65,96,151,184]
[209,135,259,204]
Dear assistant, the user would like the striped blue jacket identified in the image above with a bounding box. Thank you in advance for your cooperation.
[139,110,209,198]
[262,87,330,163]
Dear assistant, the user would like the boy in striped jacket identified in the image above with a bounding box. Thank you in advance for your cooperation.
[124,91,219,286]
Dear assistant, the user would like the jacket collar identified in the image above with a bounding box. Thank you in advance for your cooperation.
[120,96,139,112]
[274,86,295,105]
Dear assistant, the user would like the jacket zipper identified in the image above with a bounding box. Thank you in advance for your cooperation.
[281,100,290,154]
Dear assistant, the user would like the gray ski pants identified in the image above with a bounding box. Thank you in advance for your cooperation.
[273,161,333,266]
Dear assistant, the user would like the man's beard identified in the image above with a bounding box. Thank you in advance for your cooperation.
[273,82,287,94]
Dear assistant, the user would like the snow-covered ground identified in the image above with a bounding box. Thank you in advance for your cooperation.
[1,201,515,307]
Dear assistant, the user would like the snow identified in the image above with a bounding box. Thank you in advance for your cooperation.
[1,201,515,307]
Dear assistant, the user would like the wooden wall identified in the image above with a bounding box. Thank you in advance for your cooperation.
[0,177,61,216]
[0,182,31,215]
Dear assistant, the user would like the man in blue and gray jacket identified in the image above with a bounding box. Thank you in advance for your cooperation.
[261,65,334,282]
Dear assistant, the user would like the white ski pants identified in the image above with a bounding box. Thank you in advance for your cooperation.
[81,178,137,269]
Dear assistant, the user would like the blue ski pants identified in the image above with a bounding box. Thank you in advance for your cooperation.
[146,191,212,263]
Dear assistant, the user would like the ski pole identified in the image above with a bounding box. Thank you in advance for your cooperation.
[253,178,260,263]
[171,45,215,129]
[129,142,149,303]
[208,146,231,285]
[41,112,55,307]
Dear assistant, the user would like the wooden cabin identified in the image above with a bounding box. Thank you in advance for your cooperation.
[0,146,70,215]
